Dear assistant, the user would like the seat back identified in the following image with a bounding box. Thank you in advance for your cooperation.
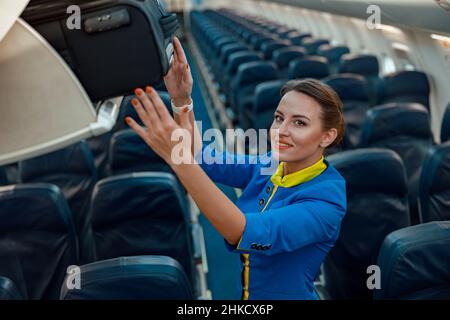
[359,103,433,223]
[419,142,450,222]
[0,184,78,299]
[219,43,248,65]
[380,71,430,110]
[61,256,193,300]
[285,32,312,45]
[375,221,450,300]
[441,102,450,142]
[302,38,329,55]
[272,46,306,74]
[252,80,285,130]
[109,129,172,175]
[89,172,195,286]
[339,54,379,77]
[317,45,350,72]
[288,56,330,80]
[339,54,380,104]
[323,73,369,103]
[232,61,278,116]
[325,149,410,299]
[226,51,262,78]
[115,91,171,132]
[18,141,96,262]
[260,40,290,59]
[323,74,370,148]
[234,60,278,88]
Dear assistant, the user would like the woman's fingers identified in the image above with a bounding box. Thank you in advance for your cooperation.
[130,97,151,129]
[125,116,149,142]
[173,36,188,65]
[134,88,160,127]
[144,86,173,125]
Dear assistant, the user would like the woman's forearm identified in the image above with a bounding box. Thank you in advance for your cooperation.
[173,104,202,157]
[170,159,246,245]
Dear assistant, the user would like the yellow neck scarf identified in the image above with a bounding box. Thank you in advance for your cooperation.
[270,156,327,188]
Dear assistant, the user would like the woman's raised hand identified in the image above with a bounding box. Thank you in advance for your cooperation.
[164,36,193,107]
[126,86,192,165]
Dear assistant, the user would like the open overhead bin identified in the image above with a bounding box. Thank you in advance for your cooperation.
[0,1,119,166]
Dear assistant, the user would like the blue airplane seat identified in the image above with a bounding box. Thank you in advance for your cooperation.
[441,102,450,142]
[284,32,312,45]
[272,46,307,77]
[260,40,291,59]
[287,56,330,80]
[216,44,249,88]
[301,38,330,55]
[276,28,298,39]
[247,79,285,131]
[222,51,262,97]
[212,36,237,58]
[0,277,23,300]
[317,45,350,73]
[231,61,278,126]
[418,141,450,223]
[250,35,277,51]
[18,141,96,263]
[380,70,430,110]
[109,129,172,176]
[60,256,193,300]
[216,43,248,75]
[359,103,434,224]
[88,172,195,287]
[324,149,410,299]
[0,184,78,299]
[88,91,171,179]
[323,73,370,148]
[374,221,450,300]
[339,54,379,77]
[339,54,380,105]
[115,91,171,132]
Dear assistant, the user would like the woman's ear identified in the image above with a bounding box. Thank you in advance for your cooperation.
[320,128,338,148]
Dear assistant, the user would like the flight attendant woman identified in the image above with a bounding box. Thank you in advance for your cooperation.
[126,37,347,300]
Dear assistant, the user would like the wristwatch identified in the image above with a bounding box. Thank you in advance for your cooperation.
[171,97,193,114]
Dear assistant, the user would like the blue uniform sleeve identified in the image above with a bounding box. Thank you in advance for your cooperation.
[195,144,261,189]
[225,199,345,255]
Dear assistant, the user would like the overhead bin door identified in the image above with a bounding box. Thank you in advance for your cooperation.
[0,18,118,166]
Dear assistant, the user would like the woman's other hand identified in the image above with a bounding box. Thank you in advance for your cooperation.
[126,86,192,165]
[164,36,193,107]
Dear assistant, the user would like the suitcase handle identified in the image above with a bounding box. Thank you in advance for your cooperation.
[160,13,179,38]
[83,8,131,34]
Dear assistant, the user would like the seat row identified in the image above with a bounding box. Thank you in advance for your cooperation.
[0,168,197,299]
[190,9,431,133]
[320,147,450,299]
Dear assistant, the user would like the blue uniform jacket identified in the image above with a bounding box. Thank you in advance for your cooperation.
[196,145,347,300]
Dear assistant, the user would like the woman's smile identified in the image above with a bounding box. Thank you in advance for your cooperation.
[273,139,294,151]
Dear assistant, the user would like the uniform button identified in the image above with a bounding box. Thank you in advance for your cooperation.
[267,244,272,249]
[266,186,271,193]
[259,198,265,206]
[251,243,257,249]
[257,245,263,250]
[262,245,268,250]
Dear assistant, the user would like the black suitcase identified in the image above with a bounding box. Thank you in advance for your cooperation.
[22,0,179,102]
